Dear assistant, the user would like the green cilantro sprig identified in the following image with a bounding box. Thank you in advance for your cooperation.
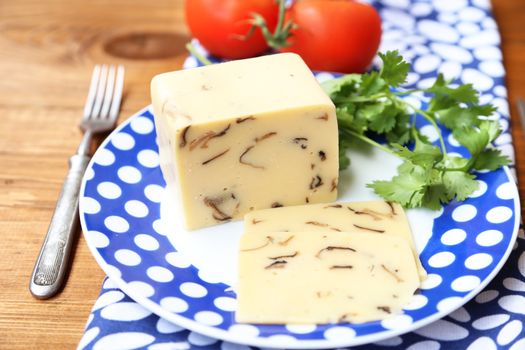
[322,50,510,210]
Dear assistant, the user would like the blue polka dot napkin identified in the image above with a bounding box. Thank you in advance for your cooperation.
[79,0,525,349]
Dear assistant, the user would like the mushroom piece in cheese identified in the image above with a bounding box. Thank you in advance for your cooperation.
[236,231,420,324]
[244,201,427,281]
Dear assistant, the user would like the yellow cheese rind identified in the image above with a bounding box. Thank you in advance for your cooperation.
[151,54,338,230]
[236,231,420,324]
[244,201,427,281]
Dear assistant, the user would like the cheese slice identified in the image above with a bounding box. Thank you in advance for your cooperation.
[151,53,338,230]
[244,201,427,281]
[237,231,420,324]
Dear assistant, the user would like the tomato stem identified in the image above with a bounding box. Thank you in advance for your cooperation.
[275,0,287,36]
[249,0,295,50]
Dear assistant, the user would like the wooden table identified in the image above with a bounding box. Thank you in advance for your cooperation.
[0,1,523,348]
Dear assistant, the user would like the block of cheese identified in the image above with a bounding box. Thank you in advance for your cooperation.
[244,201,427,281]
[237,231,420,324]
[151,53,338,230]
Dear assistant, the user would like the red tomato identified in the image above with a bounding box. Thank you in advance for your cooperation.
[185,0,279,59]
[282,0,382,73]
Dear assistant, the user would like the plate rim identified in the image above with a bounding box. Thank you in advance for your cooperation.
[79,105,521,349]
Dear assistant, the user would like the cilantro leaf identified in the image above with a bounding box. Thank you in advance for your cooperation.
[386,112,411,145]
[338,131,352,170]
[378,51,410,87]
[453,126,490,156]
[393,139,443,168]
[337,104,370,135]
[326,50,509,210]
[473,149,510,171]
[443,171,479,202]
[480,120,502,142]
[428,75,479,105]
[437,105,495,130]
[321,74,360,98]
[368,172,425,208]
[360,71,387,96]
[363,103,396,133]
[421,182,449,210]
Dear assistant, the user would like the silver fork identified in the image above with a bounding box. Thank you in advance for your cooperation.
[30,65,125,299]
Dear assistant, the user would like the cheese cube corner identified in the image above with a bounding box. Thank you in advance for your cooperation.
[151,53,339,230]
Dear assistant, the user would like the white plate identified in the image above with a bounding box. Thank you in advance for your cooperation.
[79,105,520,349]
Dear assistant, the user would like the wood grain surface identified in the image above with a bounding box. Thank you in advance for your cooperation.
[0,1,523,349]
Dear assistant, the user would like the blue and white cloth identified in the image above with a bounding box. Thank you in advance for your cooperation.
[79,0,524,349]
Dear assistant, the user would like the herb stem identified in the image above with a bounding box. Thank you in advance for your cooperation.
[337,89,421,104]
[392,89,421,96]
[185,42,213,66]
[342,128,399,158]
[336,93,388,103]
[413,107,448,157]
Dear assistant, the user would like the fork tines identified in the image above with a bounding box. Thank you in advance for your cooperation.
[83,65,125,121]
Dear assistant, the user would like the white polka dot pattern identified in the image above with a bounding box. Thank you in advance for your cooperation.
[147,266,174,283]
[88,231,110,248]
[452,204,478,222]
[125,200,149,218]
[381,315,414,330]
[452,276,481,292]
[476,290,500,304]
[92,290,125,311]
[472,314,510,330]
[441,228,467,245]
[130,116,155,134]
[94,148,115,166]
[155,318,185,334]
[428,251,456,268]
[127,281,155,298]
[100,302,152,321]
[111,132,135,150]
[83,197,101,214]
[134,234,160,251]
[138,149,160,168]
[115,249,142,266]
[144,184,164,203]
[118,166,142,184]
[437,297,464,312]
[79,0,522,347]
[180,282,208,298]
[104,216,129,233]
[285,324,317,334]
[486,206,513,224]
[188,332,218,346]
[228,324,260,338]
[414,320,468,341]
[97,182,121,199]
[92,332,155,350]
[403,294,429,310]
[80,101,519,348]
[323,326,356,340]
[477,230,504,247]
[160,297,188,313]
[165,252,191,268]
[213,297,237,312]
[194,311,223,326]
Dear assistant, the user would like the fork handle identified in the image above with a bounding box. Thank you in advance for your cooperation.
[30,154,91,299]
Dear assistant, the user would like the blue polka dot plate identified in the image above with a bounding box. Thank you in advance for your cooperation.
[79,104,520,349]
